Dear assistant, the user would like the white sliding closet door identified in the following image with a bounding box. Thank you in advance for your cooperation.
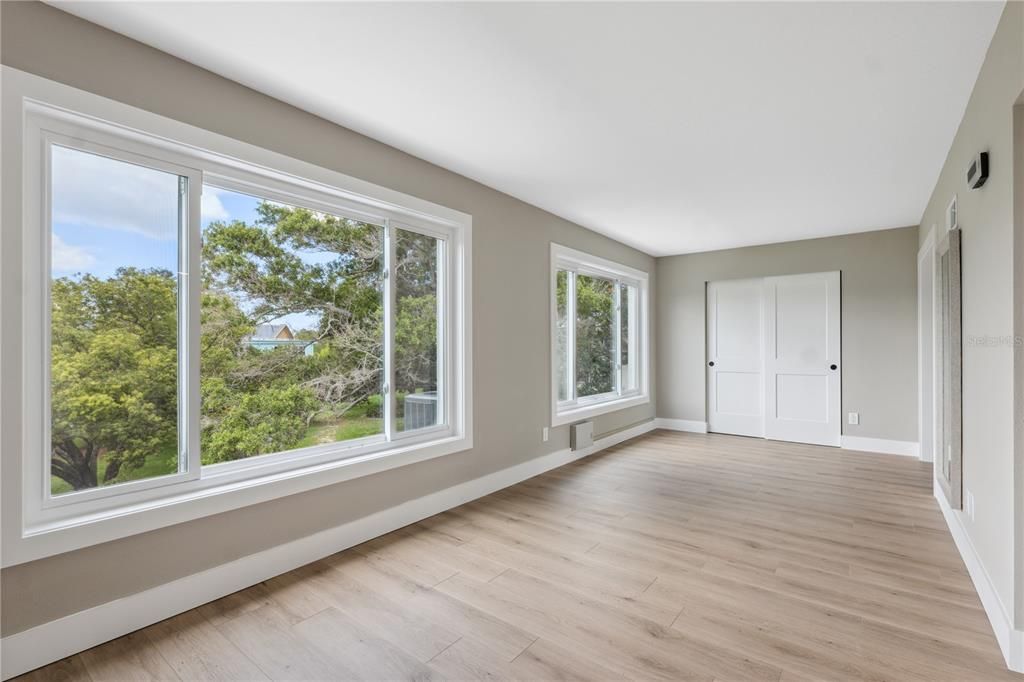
[707,279,764,437]
[764,272,841,446]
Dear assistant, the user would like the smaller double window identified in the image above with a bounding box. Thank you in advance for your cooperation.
[551,244,649,426]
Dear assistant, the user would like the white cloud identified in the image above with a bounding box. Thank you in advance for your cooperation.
[51,234,96,273]
[202,186,230,222]
[51,145,179,240]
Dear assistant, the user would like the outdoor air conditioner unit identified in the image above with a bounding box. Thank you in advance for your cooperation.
[570,421,594,451]
[403,391,438,430]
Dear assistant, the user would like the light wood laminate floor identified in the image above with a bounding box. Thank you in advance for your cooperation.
[18,430,1017,681]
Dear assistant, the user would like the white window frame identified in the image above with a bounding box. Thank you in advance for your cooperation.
[2,68,473,566]
[550,243,649,427]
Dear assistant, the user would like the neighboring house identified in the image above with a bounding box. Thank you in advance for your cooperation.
[246,323,315,356]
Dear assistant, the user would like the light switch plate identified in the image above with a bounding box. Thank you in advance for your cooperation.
[542,427,549,442]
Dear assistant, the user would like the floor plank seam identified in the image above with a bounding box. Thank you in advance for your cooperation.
[425,636,461,664]
[486,567,510,584]
[508,637,541,664]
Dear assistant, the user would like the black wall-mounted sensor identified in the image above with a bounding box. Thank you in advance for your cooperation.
[967,152,989,190]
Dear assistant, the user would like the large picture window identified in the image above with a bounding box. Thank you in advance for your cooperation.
[551,244,648,426]
[46,159,451,496]
[12,87,471,563]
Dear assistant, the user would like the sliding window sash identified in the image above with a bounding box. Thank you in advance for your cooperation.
[177,173,202,484]
[387,221,450,442]
[613,280,623,397]
[383,221,396,441]
[435,237,448,430]
[566,271,577,403]
[32,130,203,516]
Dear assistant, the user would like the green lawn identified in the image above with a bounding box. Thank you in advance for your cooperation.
[295,415,384,448]
[50,442,177,496]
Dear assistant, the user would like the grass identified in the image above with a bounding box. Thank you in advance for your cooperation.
[50,442,177,497]
[50,476,72,496]
[112,445,178,482]
[296,415,384,448]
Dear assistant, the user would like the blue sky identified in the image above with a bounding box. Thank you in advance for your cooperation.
[51,145,322,331]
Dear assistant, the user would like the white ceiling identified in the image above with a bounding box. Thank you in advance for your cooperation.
[52,1,1003,256]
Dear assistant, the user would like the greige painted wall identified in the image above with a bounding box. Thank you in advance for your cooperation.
[657,226,919,442]
[917,1,1023,620]
[0,2,656,635]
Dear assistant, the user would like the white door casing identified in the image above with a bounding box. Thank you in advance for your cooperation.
[918,228,936,462]
[763,272,842,446]
[707,279,765,437]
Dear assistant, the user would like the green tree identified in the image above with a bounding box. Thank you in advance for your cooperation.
[201,384,319,464]
[394,228,438,394]
[557,272,615,398]
[202,203,383,332]
[575,275,615,396]
[50,269,178,490]
[198,204,387,463]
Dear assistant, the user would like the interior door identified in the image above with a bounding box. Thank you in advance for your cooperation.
[764,272,841,446]
[707,279,764,437]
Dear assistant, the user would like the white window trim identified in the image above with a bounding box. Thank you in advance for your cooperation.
[550,243,650,428]
[1,67,473,567]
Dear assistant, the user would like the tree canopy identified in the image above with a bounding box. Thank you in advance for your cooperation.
[51,269,178,489]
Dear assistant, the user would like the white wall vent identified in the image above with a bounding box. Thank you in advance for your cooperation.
[570,421,594,451]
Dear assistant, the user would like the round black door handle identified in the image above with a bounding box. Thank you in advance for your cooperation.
[708,361,715,367]
[830,364,838,370]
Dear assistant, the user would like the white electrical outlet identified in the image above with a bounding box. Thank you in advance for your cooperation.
[964,489,975,520]
[542,427,549,442]
[848,412,859,425]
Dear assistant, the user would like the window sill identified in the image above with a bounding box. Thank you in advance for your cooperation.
[8,432,472,567]
[552,393,650,427]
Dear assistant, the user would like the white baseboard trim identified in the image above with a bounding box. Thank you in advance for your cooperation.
[0,420,655,680]
[840,435,920,458]
[934,480,1024,672]
[653,418,708,433]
